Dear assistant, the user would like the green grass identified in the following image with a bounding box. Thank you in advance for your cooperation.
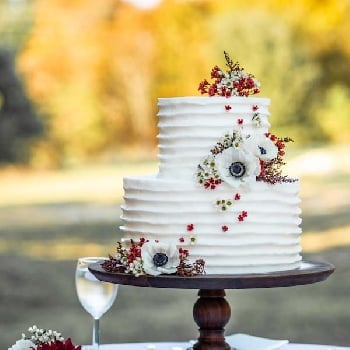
[1,152,350,348]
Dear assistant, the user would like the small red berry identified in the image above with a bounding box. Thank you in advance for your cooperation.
[187,224,194,232]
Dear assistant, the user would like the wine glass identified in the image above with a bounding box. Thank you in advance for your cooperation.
[75,257,118,350]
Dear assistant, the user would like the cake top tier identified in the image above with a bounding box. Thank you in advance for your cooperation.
[157,53,296,186]
[157,96,271,180]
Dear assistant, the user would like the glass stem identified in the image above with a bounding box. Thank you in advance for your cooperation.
[92,318,100,350]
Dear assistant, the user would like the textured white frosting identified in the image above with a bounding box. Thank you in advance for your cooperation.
[157,96,270,179]
[121,96,302,274]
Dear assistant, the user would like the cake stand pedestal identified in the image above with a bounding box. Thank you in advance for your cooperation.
[89,260,334,350]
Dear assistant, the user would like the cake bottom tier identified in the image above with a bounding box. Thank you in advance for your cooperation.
[121,175,302,274]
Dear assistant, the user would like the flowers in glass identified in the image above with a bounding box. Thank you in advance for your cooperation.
[8,325,81,350]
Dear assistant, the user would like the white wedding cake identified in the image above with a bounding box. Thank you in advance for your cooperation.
[119,54,302,275]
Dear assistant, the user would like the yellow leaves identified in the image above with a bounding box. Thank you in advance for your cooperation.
[314,85,350,144]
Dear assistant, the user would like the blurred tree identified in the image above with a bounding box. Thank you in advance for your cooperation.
[18,0,120,166]
[313,84,350,144]
[150,0,213,98]
[206,4,321,142]
[102,2,157,151]
[0,0,34,51]
[17,0,350,167]
[0,49,41,164]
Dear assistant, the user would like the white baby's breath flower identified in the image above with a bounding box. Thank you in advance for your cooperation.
[8,339,36,350]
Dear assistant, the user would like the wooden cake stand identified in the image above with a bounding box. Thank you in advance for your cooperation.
[89,260,334,350]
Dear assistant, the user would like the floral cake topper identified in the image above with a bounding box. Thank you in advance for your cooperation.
[198,51,260,97]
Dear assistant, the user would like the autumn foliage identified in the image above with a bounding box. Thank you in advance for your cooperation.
[16,0,350,167]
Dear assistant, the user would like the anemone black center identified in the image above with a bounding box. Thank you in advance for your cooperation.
[153,253,168,267]
[229,161,246,178]
[259,146,267,155]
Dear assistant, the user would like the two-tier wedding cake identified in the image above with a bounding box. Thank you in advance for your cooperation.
[107,53,302,276]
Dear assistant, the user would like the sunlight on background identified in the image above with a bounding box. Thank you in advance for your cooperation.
[123,0,162,9]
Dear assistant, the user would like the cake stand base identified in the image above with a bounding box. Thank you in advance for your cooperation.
[89,260,334,350]
[191,289,232,350]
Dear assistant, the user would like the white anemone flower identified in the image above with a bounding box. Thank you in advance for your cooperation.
[141,240,178,276]
[245,134,278,161]
[215,147,260,188]
[8,339,36,350]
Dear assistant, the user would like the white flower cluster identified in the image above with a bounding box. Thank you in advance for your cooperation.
[111,239,180,277]
[199,130,278,190]
[216,132,278,188]
[125,256,144,276]
[8,325,64,350]
[8,339,35,350]
[113,244,145,276]
[217,70,260,97]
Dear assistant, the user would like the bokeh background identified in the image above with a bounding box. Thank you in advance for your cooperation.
[1,0,349,348]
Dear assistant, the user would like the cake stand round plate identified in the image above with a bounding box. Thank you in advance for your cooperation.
[88,260,334,289]
[89,260,334,350]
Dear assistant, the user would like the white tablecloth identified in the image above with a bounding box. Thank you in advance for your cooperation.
[96,342,350,350]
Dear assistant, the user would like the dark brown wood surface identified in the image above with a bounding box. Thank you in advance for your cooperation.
[88,261,334,350]
[88,260,335,290]
[192,289,232,350]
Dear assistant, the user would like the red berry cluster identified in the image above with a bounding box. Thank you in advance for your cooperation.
[232,76,260,97]
[187,223,194,231]
[238,210,248,222]
[126,239,145,263]
[179,247,189,259]
[37,339,81,350]
[204,177,222,189]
